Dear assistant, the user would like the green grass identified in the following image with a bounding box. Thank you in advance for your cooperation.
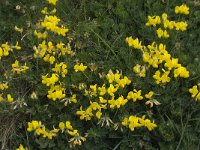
[0,0,200,149]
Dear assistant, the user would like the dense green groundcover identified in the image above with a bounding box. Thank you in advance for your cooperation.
[0,0,200,149]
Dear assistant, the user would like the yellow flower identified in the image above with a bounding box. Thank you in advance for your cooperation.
[42,73,59,86]
[68,129,78,136]
[125,37,143,49]
[66,121,73,130]
[14,26,23,33]
[127,89,143,102]
[174,66,189,78]
[16,144,26,150]
[7,94,14,102]
[163,20,175,30]
[153,70,170,84]
[146,16,161,27]
[133,64,146,77]
[90,84,97,97]
[116,76,131,88]
[98,84,107,96]
[122,115,157,132]
[106,70,115,83]
[11,60,29,74]
[34,30,48,39]
[41,15,69,36]
[47,84,65,101]
[27,120,41,132]
[175,4,189,15]
[0,82,8,90]
[96,111,102,119]
[145,91,154,99]
[156,28,169,38]
[107,84,118,96]
[145,99,161,108]
[174,21,188,31]
[164,58,180,70]
[47,0,58,5]
[189,85,200,101]
[74,63,87,72]
[52,62,68,77]
[14,42,21,50]
[58,122,65,131]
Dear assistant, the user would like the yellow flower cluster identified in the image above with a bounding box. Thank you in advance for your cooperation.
[41,15,68,36]
[47,0,58,6]
[42,74,66,101]
[145,16,161,27]
[106,70,131,88]
[133,64,147,77]
[156,28,169,39]
[153,69,170,84]
[11,60,29,74]
[34,30,48,39]
[108,96,128,109]
[125,37,143,50]
[52,62,68,77]
[58,121,86,147]
[0,93,14,103]
[0,42,21,60]
[33,41,72,64]
[74,63,88,72]
[27,119,86,147]
[127,89,143,102]
[175,4,190,15]
[77,71,136,122]
[76,101,105,120]
[42,73,59,86]
[47,84,66,101]
[27,120,59,139]
[122,115,157,131]
[127,39,189,84]
[0,82,14,103]
[0,82,8,90]
[189,84,200,101]
[146,4,189,39]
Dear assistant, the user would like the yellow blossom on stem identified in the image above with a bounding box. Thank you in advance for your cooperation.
[189,85,200,101]
[74,63,87,72]
[175,4,190,15]
[153,70,170,84]
[42,73,59,86]
[47,84,66,101]
[59,122,65,131]
[174,21,188,31]
[145,16,161,27]
[145,91,154,99]
[133,64,146,77]
[156,28,169,38]
[47,0,58,6]
[122,115,157,131]
[107,84,118,97]
[98,84,107,96]
[125,37,143,50]
[7,94,14,102]
[174,66,189,78]
[0,82,8,90]
[11,60,29,74]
